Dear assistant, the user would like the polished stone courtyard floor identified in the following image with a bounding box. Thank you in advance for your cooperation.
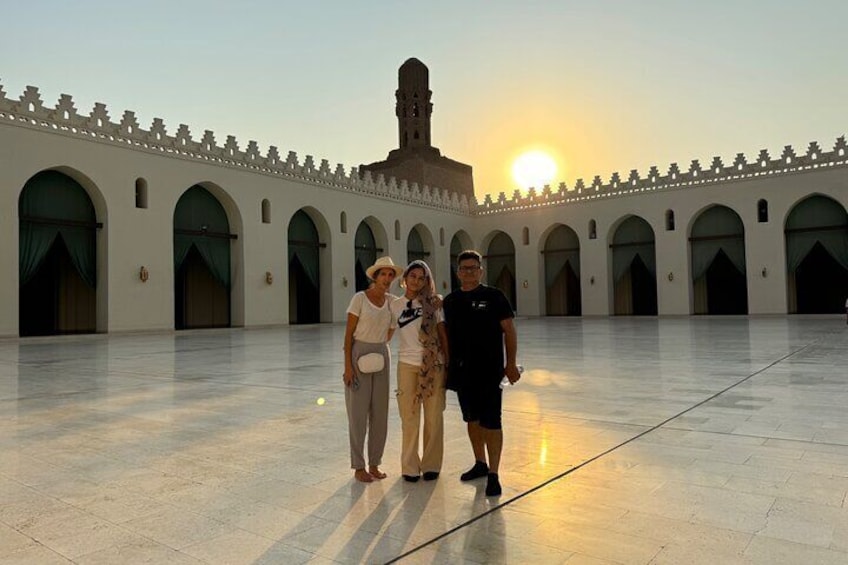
[2,317,848,564]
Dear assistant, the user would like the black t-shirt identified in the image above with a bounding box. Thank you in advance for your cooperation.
[444,284,514,375]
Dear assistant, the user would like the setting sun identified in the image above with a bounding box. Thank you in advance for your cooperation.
[512,151,558,190]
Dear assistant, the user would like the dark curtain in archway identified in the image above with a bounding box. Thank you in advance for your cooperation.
[19,171,97,336]
[355,222,378,291]
[288,210,321,324]
[173,186,231,329]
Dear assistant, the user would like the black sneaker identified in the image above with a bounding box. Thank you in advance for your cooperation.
[403,475,420,483]
[460,461,488,482]
[485,473,502,496]
[423,471,440,481]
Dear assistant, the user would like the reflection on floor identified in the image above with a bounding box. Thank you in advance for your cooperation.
[1,317,848,564]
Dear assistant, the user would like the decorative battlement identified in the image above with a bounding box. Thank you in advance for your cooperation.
[477,136,848,215]
[0,83,475,214]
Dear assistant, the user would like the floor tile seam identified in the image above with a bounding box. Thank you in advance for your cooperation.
[659,425,848,450]
[386,335,823,564]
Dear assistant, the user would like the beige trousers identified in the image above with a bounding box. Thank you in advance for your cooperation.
[396,361,446,476]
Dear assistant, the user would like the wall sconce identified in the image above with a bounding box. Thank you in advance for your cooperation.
[522,280,529,289]
[139,266,149,282]
[265,271,273,285]
[342,276,348,288]
[667,272,674,282]
[761,267,768,278]
[589,276,595,285]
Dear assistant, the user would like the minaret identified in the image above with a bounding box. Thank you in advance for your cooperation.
[396,58,434,152]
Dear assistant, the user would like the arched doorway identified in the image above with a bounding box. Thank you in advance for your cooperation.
[543,225,581,316]
[19,171,99,336]
[288,209,323,324]
[690,205,748,314]
[785,195,848,313]
[611,216,657,315]
[354,221,380,291]
[486,231,516,310]
[449,231,472,292]
[173,185,233,329]
[407,226,429,264]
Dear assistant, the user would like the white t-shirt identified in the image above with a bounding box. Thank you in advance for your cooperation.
[390,297,444,366]
[347,292,394,344]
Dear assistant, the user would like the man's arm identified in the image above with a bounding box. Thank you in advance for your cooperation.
[437,321,449,366]
[501,318,521,384]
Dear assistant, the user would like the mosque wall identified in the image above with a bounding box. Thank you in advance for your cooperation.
[1,83,847,336]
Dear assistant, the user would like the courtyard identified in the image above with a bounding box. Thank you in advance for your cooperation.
[1,316,847,564]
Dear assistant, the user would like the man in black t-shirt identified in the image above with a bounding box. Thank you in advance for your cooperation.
[443,249,520,497]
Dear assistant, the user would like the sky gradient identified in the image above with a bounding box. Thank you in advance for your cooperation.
[3,1,846,199]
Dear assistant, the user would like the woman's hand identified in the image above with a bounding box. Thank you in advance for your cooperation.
[343,367,355,387]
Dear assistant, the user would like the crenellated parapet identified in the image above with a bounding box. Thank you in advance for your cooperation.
[477,137,848,215]
[0,83,474,215]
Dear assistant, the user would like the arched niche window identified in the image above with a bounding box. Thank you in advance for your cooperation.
[757,199,769,223]
[589,219,597,240]
[522,227,530,246]
[394,220,401,240]
[414,130,420,140]
[135,178,148,209]
[261,199,271,224]
[439,227,445,246]
[665,209,675,231]
[340,211,347,233]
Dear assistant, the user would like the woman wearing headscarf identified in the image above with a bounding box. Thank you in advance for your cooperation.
[343,256,403,483]
[389,260,449,482]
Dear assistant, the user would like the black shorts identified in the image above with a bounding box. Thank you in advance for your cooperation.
[455,373,503,430]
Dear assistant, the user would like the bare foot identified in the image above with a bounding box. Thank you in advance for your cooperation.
[354,469,373,483]
[368,466,387,479]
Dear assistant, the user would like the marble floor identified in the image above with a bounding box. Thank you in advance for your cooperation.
[1,317,848,564]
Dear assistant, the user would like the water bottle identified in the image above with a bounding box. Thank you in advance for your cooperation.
[500,364,524,389]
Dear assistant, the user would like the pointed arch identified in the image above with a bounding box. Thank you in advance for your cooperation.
[689,205,748,314]
[19,169,103,335]
[484,230,516,310]
[449,230,473,292]
[354,217,389,291]
[784,194,848,313]
[541,224,581,316]
[609,216,657,315]
[288,207,331,323]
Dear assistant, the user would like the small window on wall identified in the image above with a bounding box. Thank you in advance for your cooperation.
[665,209,675,231]
[394,220,401,240]
[757,199,769,223]
[135,178,148,209]
[261,199,271,224]
[439,227,445,246]
[589,219,597,240]
[522,227,530,245]
[340,211,347,233]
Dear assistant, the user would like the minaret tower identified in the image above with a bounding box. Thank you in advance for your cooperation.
[396,58,435,153]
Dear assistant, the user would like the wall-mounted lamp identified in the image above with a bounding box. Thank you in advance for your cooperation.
[667,272,674,282]
[265,271,273,285]
[139,266,149,282]
[522,280,529,289]
[341,276,348,288]
[761,267,768,278]
[590,276,595,285]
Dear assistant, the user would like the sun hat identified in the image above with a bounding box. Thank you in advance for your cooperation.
[366,256,403,280]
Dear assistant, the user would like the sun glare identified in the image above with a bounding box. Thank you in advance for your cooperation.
[512,151,558,190]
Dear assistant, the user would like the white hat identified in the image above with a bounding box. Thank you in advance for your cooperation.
[366,256,403,280]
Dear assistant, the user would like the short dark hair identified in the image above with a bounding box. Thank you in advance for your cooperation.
[457,250,481,265]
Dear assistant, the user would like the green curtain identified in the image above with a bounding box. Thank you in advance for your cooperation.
[288,210,319,287]
[173,186,231,288]
[612,217,655,282]
[355,222,377,271]
[544,226,580,286]
[486,232,515,287]
[690,206,746,280]
[785,195,848,271]
[407,228,426,262]
[19,171,97,287]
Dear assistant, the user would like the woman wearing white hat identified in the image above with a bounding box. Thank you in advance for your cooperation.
[343,256,403,482]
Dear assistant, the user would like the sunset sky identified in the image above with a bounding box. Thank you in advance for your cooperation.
[3,1,847,199]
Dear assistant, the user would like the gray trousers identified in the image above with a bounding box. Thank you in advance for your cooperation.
[346,340,390,469]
